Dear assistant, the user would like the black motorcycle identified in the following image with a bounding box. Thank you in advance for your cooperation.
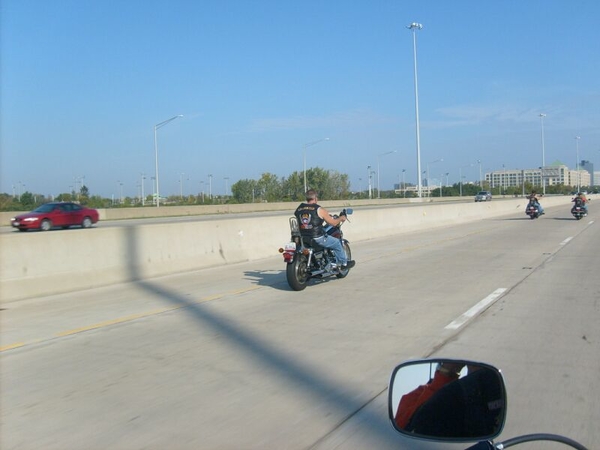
[279,209,353,291]
[571,198,586,220]
[525,199,540,219]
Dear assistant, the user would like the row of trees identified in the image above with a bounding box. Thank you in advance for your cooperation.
[231,167,350,203]
[2,166,595,212]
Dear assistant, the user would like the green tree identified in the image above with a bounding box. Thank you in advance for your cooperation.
[56,192,74,202]
[79,185,90,204]
[256,173,282,203]
[19,192,35,209]
[304,167,350,200]
[281,171,304,201]
[231,179,258,203]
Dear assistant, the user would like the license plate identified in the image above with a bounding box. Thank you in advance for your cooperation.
[284,242,296,251]
[12,221,20,226]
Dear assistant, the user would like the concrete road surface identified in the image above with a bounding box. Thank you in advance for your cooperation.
[1,204,598,450]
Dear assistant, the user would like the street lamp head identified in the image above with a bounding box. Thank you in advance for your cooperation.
[539,113,546,118]
[407,22,423,30]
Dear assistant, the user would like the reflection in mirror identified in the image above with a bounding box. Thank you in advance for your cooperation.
[388,359,506,441]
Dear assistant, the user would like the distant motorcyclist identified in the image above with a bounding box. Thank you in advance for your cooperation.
[294,190,355,270]
[526,191,544,215]
[571,192,589,216]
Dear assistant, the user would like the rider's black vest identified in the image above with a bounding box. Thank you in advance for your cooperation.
[295,202,324,238]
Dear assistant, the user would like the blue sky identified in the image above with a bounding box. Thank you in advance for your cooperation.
[2,0,599,199]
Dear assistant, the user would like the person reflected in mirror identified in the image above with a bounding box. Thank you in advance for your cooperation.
[526,191,544,215]
[571,192,589,215]
[395,362,464,429]
[294,189,355,270]
[405,365,505,439]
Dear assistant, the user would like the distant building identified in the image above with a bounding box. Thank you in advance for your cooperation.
[485,161,591,189]
[581,160,594,186]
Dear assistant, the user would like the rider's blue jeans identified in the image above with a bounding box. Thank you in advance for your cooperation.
[313,234,348,265]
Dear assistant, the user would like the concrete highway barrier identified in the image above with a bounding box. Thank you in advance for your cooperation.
[0,196,574,303]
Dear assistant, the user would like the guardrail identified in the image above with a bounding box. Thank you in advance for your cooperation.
[0,196,574,303]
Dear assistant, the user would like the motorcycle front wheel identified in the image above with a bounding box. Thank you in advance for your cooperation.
[336,241,352,279]
[287,253,310,291]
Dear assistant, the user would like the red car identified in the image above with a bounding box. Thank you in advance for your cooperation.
[11,202,99,231]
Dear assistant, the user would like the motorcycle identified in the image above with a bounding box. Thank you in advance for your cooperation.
[279,208,353,291]
[571,198,586,220]
[388,358,588,449]
[525,199,540,219]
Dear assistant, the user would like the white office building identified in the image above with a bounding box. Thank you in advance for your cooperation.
[486,162,591,189]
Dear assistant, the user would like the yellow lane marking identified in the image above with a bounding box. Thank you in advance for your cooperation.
[0,342,27,352]
[1,285,262,352]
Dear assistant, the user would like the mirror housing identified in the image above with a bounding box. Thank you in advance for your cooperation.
[388,358,506,442]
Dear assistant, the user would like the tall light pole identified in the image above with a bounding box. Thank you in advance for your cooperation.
[407,22,423,198]
[208,174,213,199]
[154,114,183,207]
[539,113,547,194]
[459,164,473,197]
[117,180,123,204]
[224,177,229,196]
[367,165,372,199]
[402,169,406,197]
[303,138,330,193]
[179,172,185,200]
[377,150,397,198]
[477,159,482,187]
[426,158,443,197]
[575,136,581,192]
[141,172,146,206]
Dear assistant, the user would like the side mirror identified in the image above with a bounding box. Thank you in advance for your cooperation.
[388,359,506,442]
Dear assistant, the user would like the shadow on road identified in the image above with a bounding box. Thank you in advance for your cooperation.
[123,225,401,448]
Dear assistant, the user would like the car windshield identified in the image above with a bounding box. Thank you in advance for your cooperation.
[477,192,488,195]
[32,204,57,213]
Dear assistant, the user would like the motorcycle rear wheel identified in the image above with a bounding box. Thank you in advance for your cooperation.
[287,254,309,291]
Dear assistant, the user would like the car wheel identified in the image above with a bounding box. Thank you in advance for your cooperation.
[18,228,27,232]
[40,219,52,231]
[82,217,93,228]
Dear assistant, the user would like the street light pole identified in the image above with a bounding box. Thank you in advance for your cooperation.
[459,164,473,197]
[367,165,372,199]
[407,22,423,198]
[141,172,146,206]
[179,172,185,200]
[377,150,397,198]
[575,136,581,192]
[426,158,443,197]
[402,169,406,197]
[303,138,330,193]
[539,113,547,194]
[154,114,183,207]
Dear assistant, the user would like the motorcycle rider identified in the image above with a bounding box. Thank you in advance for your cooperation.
[405,366,504,439]
[395,362,464,429]
[526,191,544,215]
[295,189,355,270]
[571,192,589,216]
